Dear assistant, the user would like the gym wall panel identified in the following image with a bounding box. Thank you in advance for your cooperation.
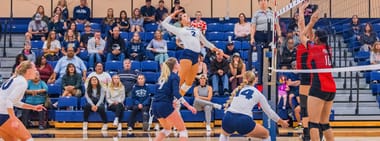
[52,0,81,19]
[370,0,380,18]
[0,0,10,17]
[331,0,368,18]
[181,0,212,18]
[92,0,131,18]
[13,0,52,18]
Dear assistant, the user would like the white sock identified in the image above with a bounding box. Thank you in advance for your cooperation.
[219,134,228,141]
[262,137,271,141]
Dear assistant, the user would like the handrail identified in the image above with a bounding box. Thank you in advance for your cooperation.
[355,71,360,115]
[338,37,342,78]
[2,20,7,57]
[343,50,347,89]
[349,62,353,102]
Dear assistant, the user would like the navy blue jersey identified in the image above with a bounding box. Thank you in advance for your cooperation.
[153,72,181,103]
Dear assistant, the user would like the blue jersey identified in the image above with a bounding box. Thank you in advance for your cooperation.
[153,72,181,103]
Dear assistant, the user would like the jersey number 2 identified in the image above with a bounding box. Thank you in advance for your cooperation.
[236,89,254,100]
[190,31,196,37]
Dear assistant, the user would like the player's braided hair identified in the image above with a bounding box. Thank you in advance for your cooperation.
[224,71,256,111]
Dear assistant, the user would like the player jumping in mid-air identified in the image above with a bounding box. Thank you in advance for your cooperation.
[0,61,46,141]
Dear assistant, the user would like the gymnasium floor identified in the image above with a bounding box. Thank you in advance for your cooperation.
[10,127,380,141]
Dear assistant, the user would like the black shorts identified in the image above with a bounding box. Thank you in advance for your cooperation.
[0,114,9,126]
[309,87,335,101]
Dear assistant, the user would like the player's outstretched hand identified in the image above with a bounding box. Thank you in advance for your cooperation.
[187,106,197,114]
[34,104,47,112]
[277,119,289,128]
[171,9,183,18]
[311,9,321,23]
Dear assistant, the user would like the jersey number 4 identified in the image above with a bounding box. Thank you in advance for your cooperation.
[236,89,254,100]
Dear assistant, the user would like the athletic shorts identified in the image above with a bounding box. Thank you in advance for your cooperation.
[291,96,300,109]
[222,111,256,135]
[0,114,10,126]
[180,49,199,65]
[309,87,336,101]
[152,101,175,119]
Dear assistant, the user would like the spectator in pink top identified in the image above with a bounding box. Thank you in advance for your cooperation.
[234,13,251,41]
[191,11,207,34]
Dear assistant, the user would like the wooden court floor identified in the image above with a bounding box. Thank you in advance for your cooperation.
[3,127,378,141]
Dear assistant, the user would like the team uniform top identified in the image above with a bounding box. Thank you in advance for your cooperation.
[153,72,182,103]
[161,16,214,53]
[296,43,311,85]
[306,42,336,93]
[227,85,280,122]
[0,75,28,115]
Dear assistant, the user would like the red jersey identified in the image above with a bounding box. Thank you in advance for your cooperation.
[306,42,336,93]
[296,44,311,85]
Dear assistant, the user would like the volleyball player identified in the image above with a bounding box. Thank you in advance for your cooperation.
[0,61,46,141]
[219,71,288,141]
[161,9,223,96]
[299,5,336,141]
[152,57,197,141]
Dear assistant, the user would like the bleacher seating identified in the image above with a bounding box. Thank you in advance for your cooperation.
[31,40,44,49]
[105,61,123,72]
[141,60,159,72]
[142,72,160,84]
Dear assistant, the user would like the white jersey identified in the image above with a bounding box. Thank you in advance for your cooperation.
[227,85,280,122]
[0,75,28,115]
[162,17,215,53]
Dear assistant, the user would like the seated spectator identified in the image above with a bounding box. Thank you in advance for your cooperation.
[130,8,144,32]
[286,62,301,129]
[119,59,139,96]
[83,76,108,131]
[80,22,94,49]
[359,23,378,51]
[102,8,116,36]
[371,42,380,64]
[12,54,27,75]
[196,54,208,80]
[223,42,238,59]
[140,0,156,23]
[61,63,83,97]
[48,13,65,39]
[86,62,111,88]
[32,5,50,25]
[20,41,36,63]
[281,30,300,51]
[287,12,299,32]
[128,74,150,131]
[127,32,145,61]
[348,15,361,49]
[234,13,251,41]
[28,13,48,41]
[106,27,126,62]
[53,6,68,25]
[73,0,91,24]
[146,30,168,65]
[155,0,168,23]
[193,74,221,131]
[43,31,61,61]
[191,11,207,34]
[157,13,173,40]
[116,10,130,32]
[229,53,246,90]
[22,71,48,130]
[87,31,105,69]
[68,22,81,41]
[281,38,297,66]
[57,0,69,22]
[278,74,289,110]
[61,29,80,56]
[47,46,87,85]
[106,74,125,131]
[210,52,230,96]
[171,0,186,16]
[36,56,54,83]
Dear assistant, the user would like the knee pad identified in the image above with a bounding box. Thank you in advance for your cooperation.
[308,122,320,129]
[160,129,171,136]
[179,130,188,138]
[320,123,331,132]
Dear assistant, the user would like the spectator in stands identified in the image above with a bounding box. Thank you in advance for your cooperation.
[229,53,246,90]
[223,42,238,59]
[106,74,125,131]
[140,0,156,24]
[68,22,81,41]
[359,23,378,52]
[35,55,53,83]
[157,13,173,40]
[281,30,300,52]
[25,32,32,42]
[288,12,299,32]
[80,22,94,49]
[286,62,302,129]
[28,13,48,41]
[48,13,65,40]
[22,71,48,130]
[370,42,380,64]
[106,26,126,62]
[128,74,151,131]
[116,10,130,32]
[86,62,111,88]
[155,0,168,23]
[43,31,61,61]
[146,30,169,65]
[171,0,186,15]
[12,54,27,75]
[210,52,230,96]
[61,63,82,97]
[348,15,361,49]
[73,0,91,24]
[234,13,251,41]
[57,0,69,21]
[87,31,105,70]
[47,46,87,85]
[191,11,207,34]
[196,54,208,80]
[61,29,80,56]
[119,59,139,96]
[281,38,297,67]
[20,41,36,63]
[83,76,108,131]
[102,8,116,36]
[130,8,144,32]
[127,32,145,61]
[32,5,50,24]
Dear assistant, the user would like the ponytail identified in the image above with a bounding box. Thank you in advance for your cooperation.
[158,57,177,83]
[15,61,33,76]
